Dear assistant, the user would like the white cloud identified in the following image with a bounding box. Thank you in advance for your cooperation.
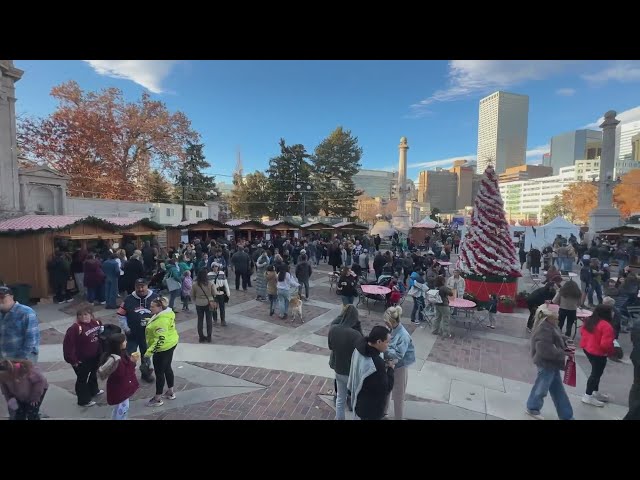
[526,144,550,164]
[408,154,476,170]
[583,105,640,129]
[582,61,640,85]
[556,88,576,96]
[84,60,179,93]
[410,60,575,115]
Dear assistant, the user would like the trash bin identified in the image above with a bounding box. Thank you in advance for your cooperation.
[8,283,32,306]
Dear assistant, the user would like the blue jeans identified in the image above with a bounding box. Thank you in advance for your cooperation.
[411,296,424,322]
[277,288,290,317]
[168,289,180,309]
[105,275,119,308]
[341,295,355,305]
[112,399,129,420]
[86,284,105,303]
[588,282,603,305]
[335,373,349,420]
[617,259,627,272]
[526,367,574,420]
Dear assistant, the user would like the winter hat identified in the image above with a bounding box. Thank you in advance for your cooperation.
[603,264,609,268]
[582,254,591,260]
[532,304,557,333]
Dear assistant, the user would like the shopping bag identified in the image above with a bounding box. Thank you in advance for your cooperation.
[563,356,576,387]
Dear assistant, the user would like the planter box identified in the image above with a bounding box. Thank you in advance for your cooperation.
[498,302,514,313]
[463,274,518,302]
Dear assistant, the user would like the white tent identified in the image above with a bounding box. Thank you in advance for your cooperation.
[370,220,396,237]
[540,216,580,244]
[414,217,441,228]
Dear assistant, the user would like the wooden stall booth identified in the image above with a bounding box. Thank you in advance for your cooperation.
[225,219,269,242]
[0,215,163,300]
[332,221,369,237]
[598,225,640,267]
[166,219,228,249]
[300,221,335,240]
[263,220,300,241]
[409,218,440,245]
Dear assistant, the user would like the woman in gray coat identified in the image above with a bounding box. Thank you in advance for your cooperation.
[255,250,270,301]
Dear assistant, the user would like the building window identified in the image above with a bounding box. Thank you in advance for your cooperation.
[195,210,203,218]
[166,208,174,217]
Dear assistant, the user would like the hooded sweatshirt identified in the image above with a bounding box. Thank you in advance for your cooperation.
[144,308,179,357]
[0,365,48,404]
[328,307,363,375]
[63,319,103,365]
[347,337,394,420]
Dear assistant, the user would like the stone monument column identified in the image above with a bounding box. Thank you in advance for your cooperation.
[392,136,412,234]
[588,110,621,239]
[0,61,24,213]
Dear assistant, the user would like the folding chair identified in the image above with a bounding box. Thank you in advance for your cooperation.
[529,273,542,292]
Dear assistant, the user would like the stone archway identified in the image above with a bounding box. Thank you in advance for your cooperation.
[29,186,55,214]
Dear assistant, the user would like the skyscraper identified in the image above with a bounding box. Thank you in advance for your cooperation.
[476,91,529,174]
[548,129,602,175]
[614,120,640,176]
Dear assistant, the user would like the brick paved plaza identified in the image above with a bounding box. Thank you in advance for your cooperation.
[1,256,634,421]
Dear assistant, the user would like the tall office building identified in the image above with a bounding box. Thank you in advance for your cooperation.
[476,91,529,174]
[353,169,396,199]
[548,129,602,174]
[615,120,640,176]
[416,160,482,212]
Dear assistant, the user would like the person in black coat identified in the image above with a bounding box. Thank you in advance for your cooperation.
[519,245,527,270]
[529,247,542,275]
[122,256,145,296]
[48,252,71,303]
[349,326,394,420]
[623,320,640,420]
[526,281,560,331]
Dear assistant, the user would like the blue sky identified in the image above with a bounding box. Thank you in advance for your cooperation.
[14,60,640,183]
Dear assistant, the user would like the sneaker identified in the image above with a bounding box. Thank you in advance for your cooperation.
[581,394,605,407]
[162,392,176,400]
[525,409,545,420]
[526,328,532,333]
[80,401,97,407]
[593,391,610,403]
[147,398,164,407]
[99,301,106,305]
[431,329,440,335]
[65,298,74,303]
[95,389,105,397]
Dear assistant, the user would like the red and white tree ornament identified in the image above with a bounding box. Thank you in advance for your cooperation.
[457,165,521,277]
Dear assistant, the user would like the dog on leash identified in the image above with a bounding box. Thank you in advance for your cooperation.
[289,295,303,323]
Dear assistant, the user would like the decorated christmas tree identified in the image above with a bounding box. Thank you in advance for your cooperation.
[458,165,521,278]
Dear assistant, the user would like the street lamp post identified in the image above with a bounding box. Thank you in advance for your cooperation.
[296,183,312,222]
[181,171,194,222]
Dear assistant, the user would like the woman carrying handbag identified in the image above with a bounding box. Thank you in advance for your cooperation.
[191,269,217,343]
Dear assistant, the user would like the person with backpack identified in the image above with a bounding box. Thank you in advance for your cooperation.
[208,263,231,326]
[191,269,216,342]
[432,276,453,338]
[62,307,104,407]
[98,332,140,420]
[586,258,604,307]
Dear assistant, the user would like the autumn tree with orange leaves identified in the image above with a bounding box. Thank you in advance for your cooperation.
[614,169,640,217]
[18,81,199,200]
[558,181,598,224]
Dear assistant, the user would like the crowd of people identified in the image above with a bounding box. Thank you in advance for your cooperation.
[2,225,640,421]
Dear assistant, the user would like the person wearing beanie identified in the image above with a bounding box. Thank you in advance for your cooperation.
[383,306,415,420]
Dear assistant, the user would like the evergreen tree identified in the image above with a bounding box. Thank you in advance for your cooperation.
[146,170,173,203]
[174,142,219,205]
[458,166,520,277]
[229,171,271,218]
[312,126,363,217]
[266,139,314,217]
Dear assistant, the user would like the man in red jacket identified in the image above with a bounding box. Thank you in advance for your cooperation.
[63,307,104,407]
